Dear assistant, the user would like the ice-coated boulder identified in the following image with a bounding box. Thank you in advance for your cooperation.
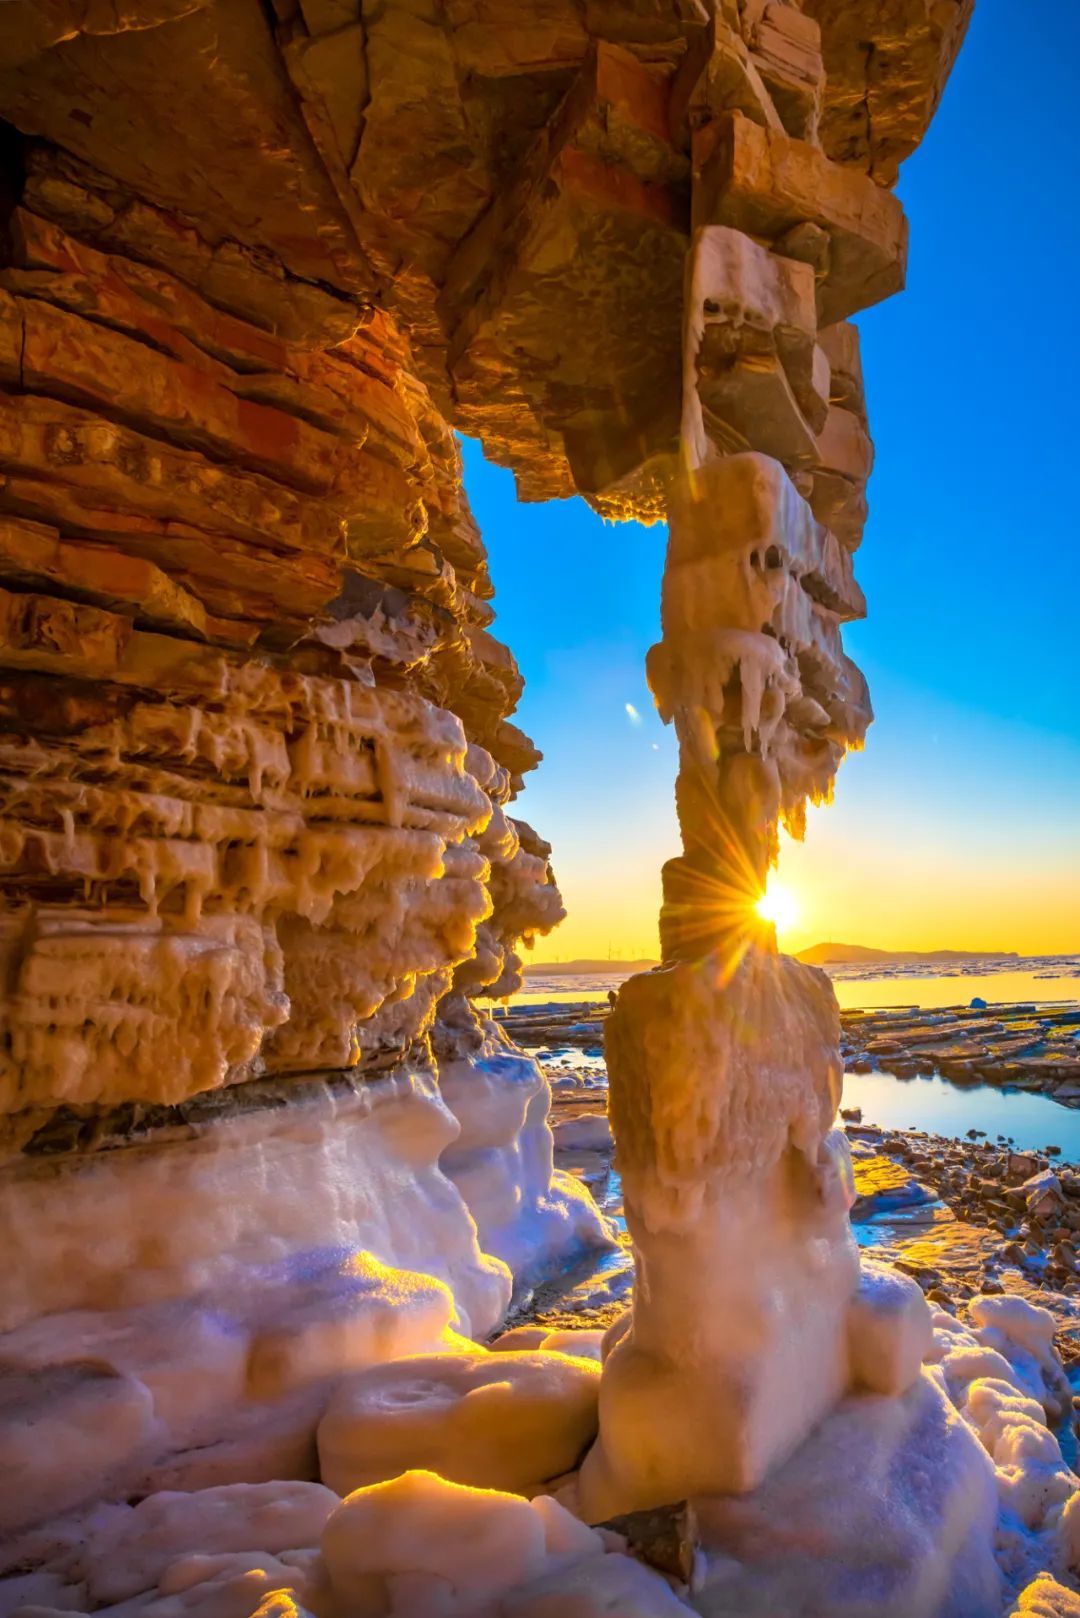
[245,1253,476,1400]
[0,1361,158,1538]
[692,1371,1001,1618]
[321,1470,552,1605]
[540,1329,606,1362]
[78,1481,339,1605]
[1009,1577,1080,1616]
[968,1294,1071,1420]
[502,1546,695,1618]
[489,1325,551,1353]
[550,1115,614,1152]
[317,1350,601,1496]
[320,1470,691,1618]
[847,1259,933,1395]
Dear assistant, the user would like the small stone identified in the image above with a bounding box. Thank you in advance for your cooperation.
[596,1500,699,1583]
[1022,1169,1064,1222]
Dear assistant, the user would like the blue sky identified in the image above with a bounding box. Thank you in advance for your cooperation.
[462,0,1080,960]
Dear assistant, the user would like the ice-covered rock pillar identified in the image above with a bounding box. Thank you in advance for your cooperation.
[578,448,871,1516]
[579,14,926,1520]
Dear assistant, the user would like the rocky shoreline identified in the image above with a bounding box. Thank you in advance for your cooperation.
[845,1125,1080,1361]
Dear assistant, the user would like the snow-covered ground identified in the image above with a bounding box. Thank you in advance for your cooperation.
[8,1041,1080,1618]
[3,1294,1080,1618]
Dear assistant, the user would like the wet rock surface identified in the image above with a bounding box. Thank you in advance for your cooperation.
[848,1126,1080,1341]
[844,1002,1080,1100]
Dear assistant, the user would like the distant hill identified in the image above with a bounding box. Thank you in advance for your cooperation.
[524,958,659,976]
[797,942,1018,966]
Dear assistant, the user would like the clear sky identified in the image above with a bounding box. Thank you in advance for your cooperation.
[462,0,1080,962]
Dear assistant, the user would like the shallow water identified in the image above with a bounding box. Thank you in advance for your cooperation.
[842,1068,1080,1160]
[505,962,1080,1013]
[504,977,632,1008]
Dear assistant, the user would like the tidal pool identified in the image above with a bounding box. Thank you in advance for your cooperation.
[842,1068,1080,1161]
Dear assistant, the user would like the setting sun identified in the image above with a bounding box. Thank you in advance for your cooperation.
[756,880,800,935]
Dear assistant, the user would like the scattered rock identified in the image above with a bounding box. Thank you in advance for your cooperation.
[595,1500,699,1583]
[1023,1170,1064,1222]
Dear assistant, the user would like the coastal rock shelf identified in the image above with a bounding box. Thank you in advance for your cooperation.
[851,1125,1080,1318]
[845,1003,1080,1098]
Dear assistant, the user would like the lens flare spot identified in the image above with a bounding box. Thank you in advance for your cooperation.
[756,880,799,934]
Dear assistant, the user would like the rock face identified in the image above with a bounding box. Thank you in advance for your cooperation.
[0,0,971,1550]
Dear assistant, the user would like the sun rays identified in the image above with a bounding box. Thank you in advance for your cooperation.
[756,879,800,936]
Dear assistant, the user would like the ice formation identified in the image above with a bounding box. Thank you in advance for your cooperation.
[4,5,1074,1618]
[5,1296,1077,1618]
[0,11,620,1514]
[579,116,905,1523]
[317,1348,601,1495]
[436,1004,612,1280]
[578,951,866,1513]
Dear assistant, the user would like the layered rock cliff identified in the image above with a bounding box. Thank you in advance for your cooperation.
[0,0,974,1558]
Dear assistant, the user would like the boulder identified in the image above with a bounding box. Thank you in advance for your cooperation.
[317,1350,601,1496]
